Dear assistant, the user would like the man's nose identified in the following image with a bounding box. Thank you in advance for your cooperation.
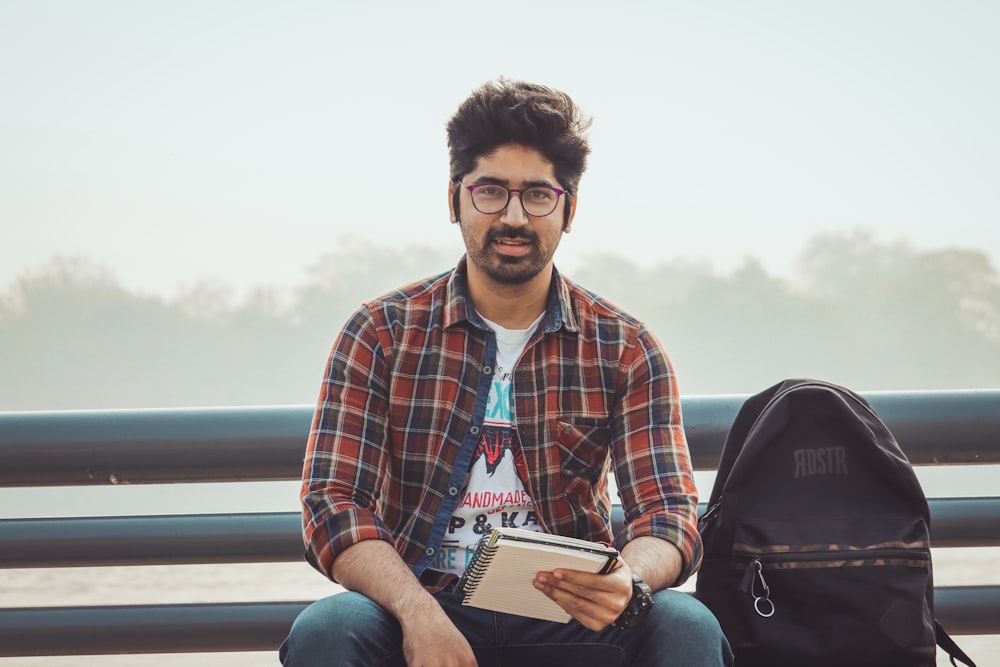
[500,191,529,225]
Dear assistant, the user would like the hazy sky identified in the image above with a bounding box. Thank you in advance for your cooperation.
[2,1,998,298]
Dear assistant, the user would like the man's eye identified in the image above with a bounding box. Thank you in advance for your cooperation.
[525,188,555,201]
[476,186,506,198]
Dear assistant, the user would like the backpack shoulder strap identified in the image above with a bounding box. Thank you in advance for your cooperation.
[936,619,977,667]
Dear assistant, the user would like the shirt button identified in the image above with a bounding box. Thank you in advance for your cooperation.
[483,366,493,375]
[425,547,435,556]
[448,486,459,496]
[470,425,480,435]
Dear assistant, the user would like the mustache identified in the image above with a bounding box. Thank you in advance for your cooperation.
[487,225,537,243]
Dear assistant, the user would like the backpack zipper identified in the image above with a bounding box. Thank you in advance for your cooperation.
[736,548,930,619]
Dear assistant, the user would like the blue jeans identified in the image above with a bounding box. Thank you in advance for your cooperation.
[280,586,733,666]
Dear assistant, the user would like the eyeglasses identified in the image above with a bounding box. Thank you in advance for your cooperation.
[459,182,567,217]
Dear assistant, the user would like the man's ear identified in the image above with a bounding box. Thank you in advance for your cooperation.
[563,192,578,233]
[448,181,459,224]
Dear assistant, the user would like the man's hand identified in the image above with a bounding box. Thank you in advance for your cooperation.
[532,562,634,631]
[333,540,477,666]
[533,536,684,631]
[400,603,478,667]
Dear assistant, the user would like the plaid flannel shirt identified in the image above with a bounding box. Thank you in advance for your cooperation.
[301,258,701,591]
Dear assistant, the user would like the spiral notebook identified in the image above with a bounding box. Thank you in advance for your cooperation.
[455,527,620,623]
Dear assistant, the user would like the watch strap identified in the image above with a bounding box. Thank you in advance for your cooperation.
[612,573,655,629]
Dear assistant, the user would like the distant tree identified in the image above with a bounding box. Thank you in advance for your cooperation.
[0,256,171,409]
[0,256,309,409]
[795,228,915,299]
[566,229,1000,393]
[1,231,997,411]
[790,230,1000,389]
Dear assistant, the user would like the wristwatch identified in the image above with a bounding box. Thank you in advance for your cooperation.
[612,573,655,629]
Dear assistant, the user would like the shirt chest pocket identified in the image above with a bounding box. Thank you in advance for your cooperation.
[555,420,612,490]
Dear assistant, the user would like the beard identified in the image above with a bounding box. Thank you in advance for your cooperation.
[465,224,556,285]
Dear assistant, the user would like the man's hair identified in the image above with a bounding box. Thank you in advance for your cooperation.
[447,78,592,195]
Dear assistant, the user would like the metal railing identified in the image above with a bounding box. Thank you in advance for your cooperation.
[1,390,999,655]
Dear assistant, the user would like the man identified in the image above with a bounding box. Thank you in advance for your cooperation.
[280,78,732,666]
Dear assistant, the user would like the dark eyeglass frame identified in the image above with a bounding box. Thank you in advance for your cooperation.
[459,182,568,217]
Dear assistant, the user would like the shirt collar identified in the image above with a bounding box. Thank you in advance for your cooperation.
[443,256,580,334]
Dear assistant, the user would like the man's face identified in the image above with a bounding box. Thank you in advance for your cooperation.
[449,144,575,287]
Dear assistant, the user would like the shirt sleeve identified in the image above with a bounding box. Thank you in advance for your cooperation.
[611,324,702,586]
[300,305,397,580]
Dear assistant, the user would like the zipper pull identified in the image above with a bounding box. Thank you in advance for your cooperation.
[747,558,775,618]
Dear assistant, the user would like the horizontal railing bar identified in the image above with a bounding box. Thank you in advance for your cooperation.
[1,586,995,656]
[927,497,1000,548]
[0,601,308,656]
[0,512,300,567]
[3,497,998,568]
[1,390,999,488]
[936,586,1000,636]
[0,405,312,487]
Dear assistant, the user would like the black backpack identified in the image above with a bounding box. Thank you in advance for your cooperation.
[695,379,975,667]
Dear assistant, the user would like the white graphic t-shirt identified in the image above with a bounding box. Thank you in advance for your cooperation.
[431,313,545,579]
